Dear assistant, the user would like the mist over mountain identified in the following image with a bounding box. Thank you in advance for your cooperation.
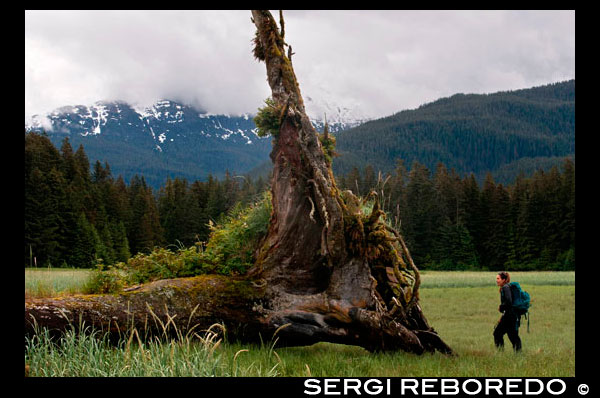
[25,99,363,188]
[25,80,574,188]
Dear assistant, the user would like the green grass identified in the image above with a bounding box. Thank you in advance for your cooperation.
[25,267,93,298]
[419,270,574,288]
[25,271,575,377]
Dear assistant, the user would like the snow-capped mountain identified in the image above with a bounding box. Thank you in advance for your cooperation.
[304,89,370,132]
[27,100,263,149]
[25,99,365,187]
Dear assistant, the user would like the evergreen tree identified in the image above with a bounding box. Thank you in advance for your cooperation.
[96,224,115,265]
[205,174,227,223]
[107,175,131,224]
[112,221,131,263]
[69,144,94,223]
[479,174,497,269]
[506,172,528,268]
[346,166,362,196]
[541,166,563,262]
[24,129,574,272]
[362,164,376,194]
[559,158,575,268]
[430,163,476,268]
[25,168,62,266]
[388,159,408,229]
[402,162,437,267]
[461,173,483,268]
[190,180,211,242]
[127,175,164,254]
[159,177,204,247]
[69,212,98,268]
[60,137,78,182]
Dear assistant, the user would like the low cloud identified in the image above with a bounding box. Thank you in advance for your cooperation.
[25,10,574,121]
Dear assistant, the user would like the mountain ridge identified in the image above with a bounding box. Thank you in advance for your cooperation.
[26,98,364,188]
[25,79,574,187]
[332,79,575,183]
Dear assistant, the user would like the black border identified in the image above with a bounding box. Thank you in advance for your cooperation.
[22,7,584,397]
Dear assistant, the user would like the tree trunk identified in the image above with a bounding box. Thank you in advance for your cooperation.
[25,10,453,355]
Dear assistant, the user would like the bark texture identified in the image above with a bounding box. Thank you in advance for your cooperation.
[24,10,453,355]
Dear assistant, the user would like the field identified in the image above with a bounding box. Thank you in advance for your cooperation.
[25,267,93,298]
[24,270,575,377]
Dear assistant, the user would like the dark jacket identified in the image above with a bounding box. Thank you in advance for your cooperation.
[499,283,513,314]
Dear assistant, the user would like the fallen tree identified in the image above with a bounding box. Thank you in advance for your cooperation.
[25,10,453,355]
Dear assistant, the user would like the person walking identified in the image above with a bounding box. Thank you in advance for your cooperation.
[493,271,522,352]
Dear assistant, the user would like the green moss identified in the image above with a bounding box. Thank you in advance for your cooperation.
[338,189,419,312]
[252,30,265,61]
[318,132,337,164]
[254,98,282,137]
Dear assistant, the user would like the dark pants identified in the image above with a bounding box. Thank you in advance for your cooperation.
[494,312,522,352]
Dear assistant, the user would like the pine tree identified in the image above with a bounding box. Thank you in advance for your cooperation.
[70,212,98,268]
[188,180,211,242]
[69,145,94,223]
[60,137,78,182]
[158,177,204,246]
[506,172,528,268]
[542,166,563,263]
[25,168,61,266]
[107,175,131,224]
[127,175,164,254]
[346,166,362,196]
[431,163,476,268]
[403,162,437,267]
[111,221,131,263]
[461,173,483,268]
[559,158,575,268]
[362,164,376,194]
[205,175,227,224]
[388,159,408,230]
[96,224,115,265]
[478,174,498,269]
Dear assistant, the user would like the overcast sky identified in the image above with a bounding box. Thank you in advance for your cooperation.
[25,10,575,123]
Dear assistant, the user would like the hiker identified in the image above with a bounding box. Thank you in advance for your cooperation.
[493,271,522,352]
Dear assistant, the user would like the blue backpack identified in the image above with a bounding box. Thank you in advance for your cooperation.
[509,282,531,332]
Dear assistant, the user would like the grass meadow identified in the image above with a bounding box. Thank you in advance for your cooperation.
[25,267,93,298]
[24,270,575,377]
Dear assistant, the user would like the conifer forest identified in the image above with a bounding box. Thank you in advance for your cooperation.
[25,130,574,273]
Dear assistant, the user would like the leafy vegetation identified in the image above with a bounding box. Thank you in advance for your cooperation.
[317,121,338,164]
[80,191,273,293]
[199,190,272,275]
[254,97,282,137]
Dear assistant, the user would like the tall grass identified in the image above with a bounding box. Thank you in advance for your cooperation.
[25,318,283,377]
[25,271,575,377]
[25,268,93,298]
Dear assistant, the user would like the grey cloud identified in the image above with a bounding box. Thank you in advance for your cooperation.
[25,10,574,122]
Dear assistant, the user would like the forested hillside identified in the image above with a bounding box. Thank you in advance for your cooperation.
[27,81,575,188]
[25,131,574,271]
[333,80,574,184]
[24,132,268,269]
[336,159,575,271]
